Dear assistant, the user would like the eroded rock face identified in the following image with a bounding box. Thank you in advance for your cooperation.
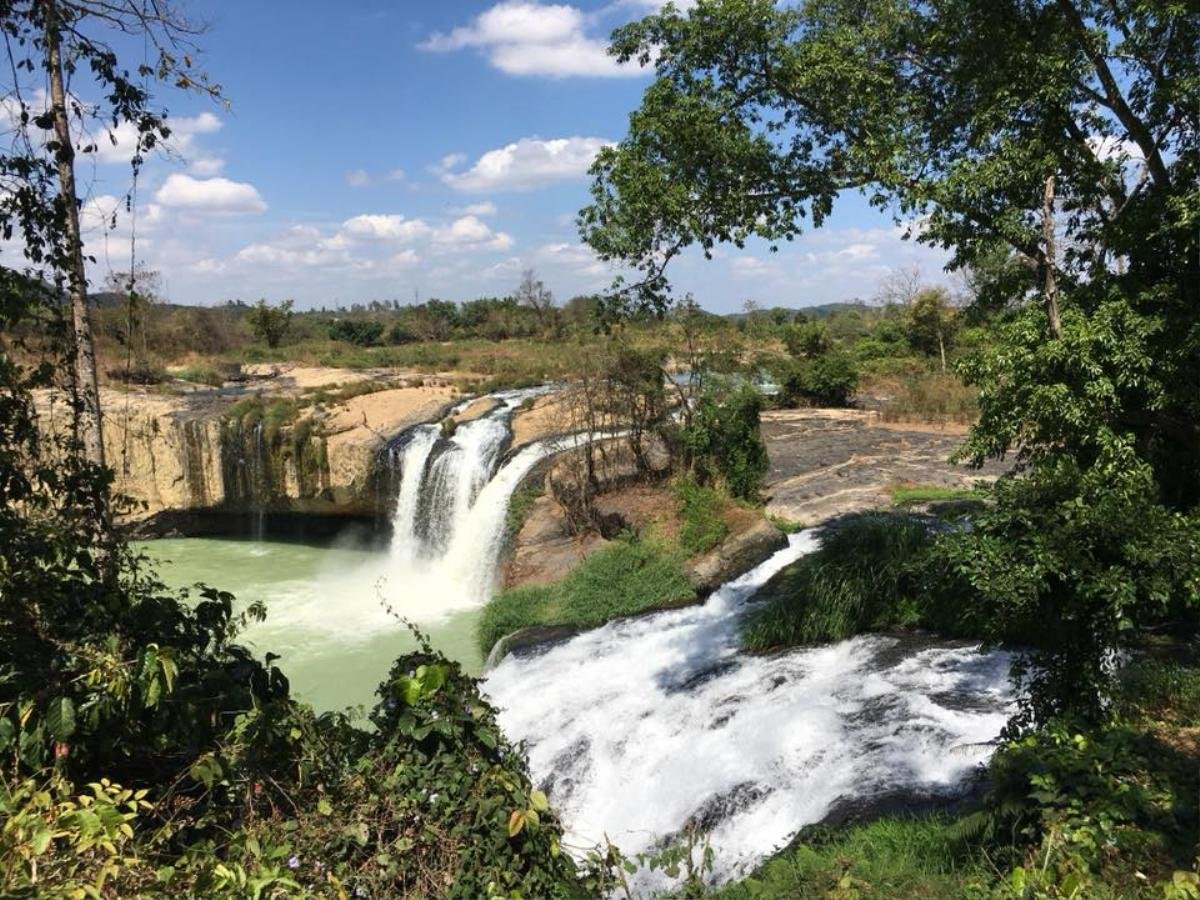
[761,409,1008,527]
[37,369,464,526]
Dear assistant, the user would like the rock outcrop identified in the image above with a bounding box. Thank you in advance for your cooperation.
[37,366,467,528]
[761,409,1007,527]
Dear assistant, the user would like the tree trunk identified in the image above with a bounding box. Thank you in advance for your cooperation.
[44,1,105,467]
[938,327,946,373]
[1042,174,1063,339]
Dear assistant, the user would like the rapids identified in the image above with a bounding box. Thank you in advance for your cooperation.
[482,532,1015,889]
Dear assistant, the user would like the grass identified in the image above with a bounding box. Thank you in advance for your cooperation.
[715,815,987,899]
[890,483,985,505]
[863,370,979,424]
[167,362,225,386]
[477,535,694,654]
[673,477,730,555]
[505,478,545,536]
[742,513,943,650]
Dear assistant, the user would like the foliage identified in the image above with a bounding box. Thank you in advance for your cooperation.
[328,318,384,347]
[673,476,730,556]
[247,299,295,349]
[742,514,970,649]
[776,351,860,408]
[929,452,1200,728]
[905,288,958,368]
[716,814,986,899]
[478,534,694,654]
[963,719,1199,896]
[783,321,831,359]
[681,383,769,501]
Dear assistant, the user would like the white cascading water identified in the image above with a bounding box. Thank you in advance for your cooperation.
[377,387,561,616]
[483,532,1015,891]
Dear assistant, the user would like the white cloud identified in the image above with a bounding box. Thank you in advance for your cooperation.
[340,214,432,242]
[442,136,612,192]
[346,167,406,187]
[454,200,498,216]
[434,215,513,250]
[420,2,645,78]
[154,173,267,214]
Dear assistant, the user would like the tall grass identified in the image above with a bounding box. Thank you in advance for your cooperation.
[716,814,987,899]
[742,513,937,649]
[478,535,694,654]
[673,477,730,555]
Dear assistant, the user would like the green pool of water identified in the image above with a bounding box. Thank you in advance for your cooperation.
[135,537,485,713]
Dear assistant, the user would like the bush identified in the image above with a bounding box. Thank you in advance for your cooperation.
[964,720,1200,896]
[778,351,859,407]
[328,319,384,347]
[246,299,294,348]
[682,384,769,500]
[478,536,694,653]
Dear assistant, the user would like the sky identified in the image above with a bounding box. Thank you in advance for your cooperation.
[56,0,955,313]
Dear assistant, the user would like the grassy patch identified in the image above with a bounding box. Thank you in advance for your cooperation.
[478,535,694,654]
[890,483,985,505]
[167,362,224,386]
[742,513,947,650]
[505,478,545,536]
[1115,656,1200,725]
[673,477,730,555]
[716,815,985,899]
[768,514,804,533]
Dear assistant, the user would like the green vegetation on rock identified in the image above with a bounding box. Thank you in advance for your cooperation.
[478,535,694,655]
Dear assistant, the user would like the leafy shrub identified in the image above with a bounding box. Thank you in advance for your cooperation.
[328,319,384,347]
[777,351,860,407]
[962,721,1200,896]
[682,384,769,500]
[673,476,729,555]
[478,536,694,653]
[246,299,294,348]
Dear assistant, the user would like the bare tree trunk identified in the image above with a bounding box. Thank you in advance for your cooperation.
[938,327,946,373]
[44,1,105,467]
[1042,174,1063,339]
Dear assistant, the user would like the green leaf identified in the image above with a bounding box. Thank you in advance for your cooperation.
[45,696,75,742]
[529,789,548,812]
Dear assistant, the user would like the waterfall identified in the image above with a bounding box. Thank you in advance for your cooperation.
[376,387,556,618]
[482,533,1015,891]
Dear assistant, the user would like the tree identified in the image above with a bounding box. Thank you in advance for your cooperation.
[0,1,217,467]
[515,269,556,334]
[579,0,1199,724]
[905,287,958,371]
[247,299,294,348]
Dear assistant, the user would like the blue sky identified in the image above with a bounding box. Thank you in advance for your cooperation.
[65,0,953,313]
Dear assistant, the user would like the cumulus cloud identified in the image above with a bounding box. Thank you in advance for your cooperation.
[441,136,611,192]
[154,173,267,214]
[434,215,514,250]
[340,214,432,242]
[420,2,644,78]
